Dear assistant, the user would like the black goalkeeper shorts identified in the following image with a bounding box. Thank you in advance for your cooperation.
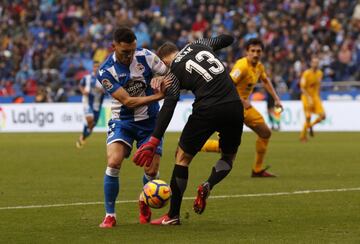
[179,100,244,156]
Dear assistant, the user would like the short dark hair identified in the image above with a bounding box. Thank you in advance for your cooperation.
[157,42,179,59]
[245,38,264,50]
[113,26,137,43]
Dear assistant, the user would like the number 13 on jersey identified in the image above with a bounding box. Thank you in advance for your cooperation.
[185,51,224,82]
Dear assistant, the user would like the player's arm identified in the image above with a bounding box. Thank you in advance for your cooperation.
[145,50,171,93]
[145,49,169,76]
[151,72,180,140]
[260,72,283,110]
[97,70,166,109]
[193,34,234,51]
[111,87,165,109]
[300,71,313,103]
[95,80,105,94]
[229,62,251,108]
[317,71,323,96]
[133,72,180,167]
[79,77,90,96]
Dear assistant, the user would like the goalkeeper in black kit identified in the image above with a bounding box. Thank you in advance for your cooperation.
[133,34,244,225]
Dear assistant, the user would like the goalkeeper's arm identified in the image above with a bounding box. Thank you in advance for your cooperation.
[132,73,180,167]
[193,34,234,51]
[151,72,180,140]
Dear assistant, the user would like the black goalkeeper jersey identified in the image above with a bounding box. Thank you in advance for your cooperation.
[152,34,240,139]
[170,39,240,111]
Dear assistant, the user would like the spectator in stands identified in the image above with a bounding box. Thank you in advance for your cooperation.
[0,0,359,101]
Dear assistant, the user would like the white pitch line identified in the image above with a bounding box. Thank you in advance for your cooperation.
[1,187,360,211]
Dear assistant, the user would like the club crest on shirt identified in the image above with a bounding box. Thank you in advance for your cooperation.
[135,63,145,73]
[101,79,113,91]
[231,69,241,79]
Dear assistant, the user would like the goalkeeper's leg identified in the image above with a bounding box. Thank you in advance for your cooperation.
[194,153,235,214]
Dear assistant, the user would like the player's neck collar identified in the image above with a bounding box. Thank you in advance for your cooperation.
[246,57,258,67]
[113,52,130,68]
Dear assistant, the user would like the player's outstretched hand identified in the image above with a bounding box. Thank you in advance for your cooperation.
[150,76,163,93]
[274,99,284,113]
[133,136,160,167]
[160,75,173,92]
[150,75,172,94]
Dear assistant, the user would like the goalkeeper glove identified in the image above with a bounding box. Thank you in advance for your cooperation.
[133,136,160,167]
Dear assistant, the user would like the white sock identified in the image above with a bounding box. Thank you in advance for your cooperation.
[106,213,116,218]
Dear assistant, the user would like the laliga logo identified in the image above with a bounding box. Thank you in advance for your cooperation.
[0,107,6,129]
[11,108,54,127]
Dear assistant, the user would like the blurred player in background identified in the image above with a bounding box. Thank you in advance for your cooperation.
[76,61,105,149]
[97,27,170,228]
[201,38,283,177]
[133,34,244,225]
[299,57,326,142]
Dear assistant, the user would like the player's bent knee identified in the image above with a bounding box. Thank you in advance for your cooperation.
[107,162,121,169]
[221,152,236,162]
[175,146,193,166]
[261,129,271,139]
[88,123,95,130]
[107,155,122,169]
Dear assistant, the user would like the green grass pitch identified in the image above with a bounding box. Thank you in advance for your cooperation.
[0,132,359,243]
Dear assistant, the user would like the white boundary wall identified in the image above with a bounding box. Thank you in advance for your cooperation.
[0,101,359,132]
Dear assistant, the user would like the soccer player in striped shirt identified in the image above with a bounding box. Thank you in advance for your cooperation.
[76,61,105,149]
[97,27,171,228]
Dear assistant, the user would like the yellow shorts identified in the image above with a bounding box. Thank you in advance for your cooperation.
[244,106,265,128]
[301,95,325,115]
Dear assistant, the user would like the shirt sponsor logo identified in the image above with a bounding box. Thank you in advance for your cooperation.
[123,80,146,97]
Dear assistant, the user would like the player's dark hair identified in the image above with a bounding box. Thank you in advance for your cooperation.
[157,42,179,59]
[245,38,264,50]
[113,26,137,43]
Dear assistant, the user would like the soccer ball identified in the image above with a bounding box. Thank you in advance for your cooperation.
[141,180,171,209]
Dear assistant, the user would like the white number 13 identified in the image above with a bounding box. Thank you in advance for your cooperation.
[185,51,224,82]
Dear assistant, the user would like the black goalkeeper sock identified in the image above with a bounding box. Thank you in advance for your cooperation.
[168,164,188,218]
[207,159,232,190]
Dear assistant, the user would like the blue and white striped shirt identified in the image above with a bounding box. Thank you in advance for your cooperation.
[97,48,168,121]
